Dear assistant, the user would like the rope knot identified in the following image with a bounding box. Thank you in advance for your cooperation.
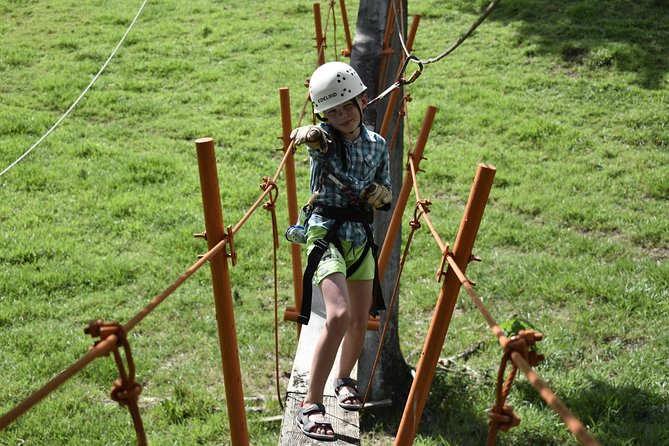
[410,199,431,229]
[84,320,125,353]
[486,330,545,443]
[260,177,279,210]
[111,379,143,407]
[487,404,521,432]
[504,329,544,366]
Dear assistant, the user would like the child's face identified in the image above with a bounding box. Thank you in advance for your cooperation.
[323,98,363,136]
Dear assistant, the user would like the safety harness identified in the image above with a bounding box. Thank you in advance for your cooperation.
[298,204,386,325]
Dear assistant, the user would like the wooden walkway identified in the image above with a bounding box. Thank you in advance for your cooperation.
[279,286,360,445]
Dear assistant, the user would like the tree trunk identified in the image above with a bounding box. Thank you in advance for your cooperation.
[350,0,413,405]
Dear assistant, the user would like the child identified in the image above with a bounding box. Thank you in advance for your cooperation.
[290,61,392,441]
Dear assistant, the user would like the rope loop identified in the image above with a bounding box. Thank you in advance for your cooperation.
[84,320,147,446]
[225,225,238,266]
[416,198,431,214]
[486,329,545,444]
[84,320,126,351]
[411,198,431,229]
[261,176,279,211]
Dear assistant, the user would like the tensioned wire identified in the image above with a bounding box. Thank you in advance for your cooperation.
[0,0,149,178]
[392,0,502,65]
[367,0,502,109]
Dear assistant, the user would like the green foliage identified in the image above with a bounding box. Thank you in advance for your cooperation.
[498,316,537,337]
[1,0,668,445]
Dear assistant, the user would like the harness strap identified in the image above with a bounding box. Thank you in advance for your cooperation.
[298,206,386,325]
[298,238,330,325]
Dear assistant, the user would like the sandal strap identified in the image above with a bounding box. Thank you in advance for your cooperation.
[299,402,327,419]
[336,391,360,403]
[302,418,333,430]
[333,377,359,393]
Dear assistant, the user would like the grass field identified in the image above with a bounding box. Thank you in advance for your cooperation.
[1,0,668,445]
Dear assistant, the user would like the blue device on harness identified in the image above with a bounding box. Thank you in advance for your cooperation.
[285,191,320,245]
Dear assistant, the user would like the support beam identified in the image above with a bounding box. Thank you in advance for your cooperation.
[195,138,249,446]
[278,88,303,339]
[394,163,496,445]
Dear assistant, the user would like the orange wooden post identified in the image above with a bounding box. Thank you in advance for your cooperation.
[381,2,395,52]
[379,88,400,140]
[195,138,249,446]
[339,0,353,56]
[279,88,304,333]
[313,3,325,66]
[378,105,438,279]
[406,14,421,53]
[394,163,496,445]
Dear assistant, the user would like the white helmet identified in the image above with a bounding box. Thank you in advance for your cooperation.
[309,62,367,113]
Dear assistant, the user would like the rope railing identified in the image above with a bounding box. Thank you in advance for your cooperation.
[379,143,601,445]
[445,255,602,446]
[360,6,601,442]
[384,154,602,444]
[0,228,229,431]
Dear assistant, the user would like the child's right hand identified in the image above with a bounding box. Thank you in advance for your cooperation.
[290,126,328,152]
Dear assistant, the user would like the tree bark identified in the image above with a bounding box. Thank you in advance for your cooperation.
[350,0,413,405]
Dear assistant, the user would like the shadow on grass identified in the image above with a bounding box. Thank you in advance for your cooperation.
[515,377,669,446]
[480,0,669,89]
[363,369,668,445]
[361,369,489,444]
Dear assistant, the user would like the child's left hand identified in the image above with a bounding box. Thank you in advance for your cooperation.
[360,183,391,209]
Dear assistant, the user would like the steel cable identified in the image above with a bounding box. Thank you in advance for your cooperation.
[0,0,149,178]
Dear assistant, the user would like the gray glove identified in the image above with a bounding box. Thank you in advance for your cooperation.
[290,125,328,152]
[360,183,391,209]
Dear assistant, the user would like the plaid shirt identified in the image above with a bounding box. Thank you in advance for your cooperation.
[305,123,391,247]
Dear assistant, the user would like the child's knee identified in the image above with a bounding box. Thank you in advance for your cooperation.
[327,307,352,334]
[349,313,369,333]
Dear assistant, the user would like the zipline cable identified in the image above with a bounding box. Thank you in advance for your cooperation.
[0,0,149,178]
[368,0,502,107]
[415,0,502,65]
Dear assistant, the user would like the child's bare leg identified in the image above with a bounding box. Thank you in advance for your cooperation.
[334,279,373,404]
[303,272,351,435]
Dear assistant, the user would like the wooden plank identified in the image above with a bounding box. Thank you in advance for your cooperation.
[279,286,360,445]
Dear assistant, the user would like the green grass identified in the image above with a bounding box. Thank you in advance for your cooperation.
[1,0,668,445]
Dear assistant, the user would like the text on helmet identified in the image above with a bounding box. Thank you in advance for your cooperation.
[317,92,338,103]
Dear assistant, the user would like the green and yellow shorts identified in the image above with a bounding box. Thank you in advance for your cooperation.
[306,226,374,284]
